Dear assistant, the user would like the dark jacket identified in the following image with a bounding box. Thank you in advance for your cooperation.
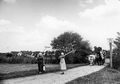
[37,56,44,64]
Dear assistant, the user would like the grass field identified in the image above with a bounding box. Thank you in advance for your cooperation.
[0,63,86,80]
[66,67,120,84]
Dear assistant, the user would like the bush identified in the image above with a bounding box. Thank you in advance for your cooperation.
[65,53,74,64]
[113,54,120,69]
[0,54,37,64]
[0,51,89,64]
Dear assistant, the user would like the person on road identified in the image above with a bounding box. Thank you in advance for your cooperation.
[88,54,96,65]
[37,52,44,74]
[59,52,67,74]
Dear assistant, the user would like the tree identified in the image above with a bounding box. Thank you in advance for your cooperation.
[113,32,120,69]
[6,53,13,58]
[51,31,92,63]
[114,32,120,53]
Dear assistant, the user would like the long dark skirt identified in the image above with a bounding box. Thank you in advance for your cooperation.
[96,57,103,65]
[38,63,43,72]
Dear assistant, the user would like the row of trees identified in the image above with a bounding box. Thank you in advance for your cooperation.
[0,31,92,64]
[2,31,120,67]
[0,53,37,64]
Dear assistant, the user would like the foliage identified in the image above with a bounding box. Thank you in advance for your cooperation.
[0,55,37,64]
[0,51,58,64]
[113,32,120,69]
[94,46,102,53]
[66,67,120,84]
[51,31,92,63]
[51,32,82,51]
[6,53,13,57]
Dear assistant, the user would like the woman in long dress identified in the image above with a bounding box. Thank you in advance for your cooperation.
[37,52,44,74]
[59,52,67,74]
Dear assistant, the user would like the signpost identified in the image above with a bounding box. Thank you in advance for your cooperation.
[108,38,113,68]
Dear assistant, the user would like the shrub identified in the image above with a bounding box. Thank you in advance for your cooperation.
[0,54,37,64]
[113,54,120,69]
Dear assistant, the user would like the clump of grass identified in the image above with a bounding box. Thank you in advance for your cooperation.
[66,67,120,84]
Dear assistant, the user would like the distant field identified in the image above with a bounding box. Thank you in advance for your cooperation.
[0,64,86,80]
[0,64,58,74]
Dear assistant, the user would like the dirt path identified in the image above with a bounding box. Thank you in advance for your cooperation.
[2,65,105,84]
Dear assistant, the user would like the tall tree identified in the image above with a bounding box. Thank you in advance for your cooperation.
[51,31,92,63]
[113,32,120,69]
[114,32,120,56]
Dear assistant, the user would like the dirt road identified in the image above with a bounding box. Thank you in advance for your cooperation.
[2,65,105,84]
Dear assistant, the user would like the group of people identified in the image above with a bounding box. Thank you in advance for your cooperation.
[36,52,67,74]
[88,47,105,66]
[36,47,105,74]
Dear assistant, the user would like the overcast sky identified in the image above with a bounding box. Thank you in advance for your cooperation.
[0,0,120,52]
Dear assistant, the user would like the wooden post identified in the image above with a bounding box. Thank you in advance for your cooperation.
[108,38,113,68]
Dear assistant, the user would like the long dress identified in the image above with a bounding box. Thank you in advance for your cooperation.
[88,55,95,65]
[37,56,44,72]
[60,57,67,71]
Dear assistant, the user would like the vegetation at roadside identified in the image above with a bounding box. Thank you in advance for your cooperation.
[113,32,120,70]
[0,64,86,80]
[66,67,120,84]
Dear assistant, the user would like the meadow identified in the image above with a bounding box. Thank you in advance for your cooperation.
[0,64,85,80]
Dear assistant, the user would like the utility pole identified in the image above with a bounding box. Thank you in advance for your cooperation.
[108,38,113,68]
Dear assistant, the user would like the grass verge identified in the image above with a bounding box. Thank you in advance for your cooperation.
[66,67,120,84]
[0,64,87,80]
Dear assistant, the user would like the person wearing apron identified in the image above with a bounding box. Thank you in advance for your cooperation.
[59,52,67,74]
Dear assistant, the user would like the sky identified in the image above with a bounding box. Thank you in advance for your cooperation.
[0,0,120,52]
